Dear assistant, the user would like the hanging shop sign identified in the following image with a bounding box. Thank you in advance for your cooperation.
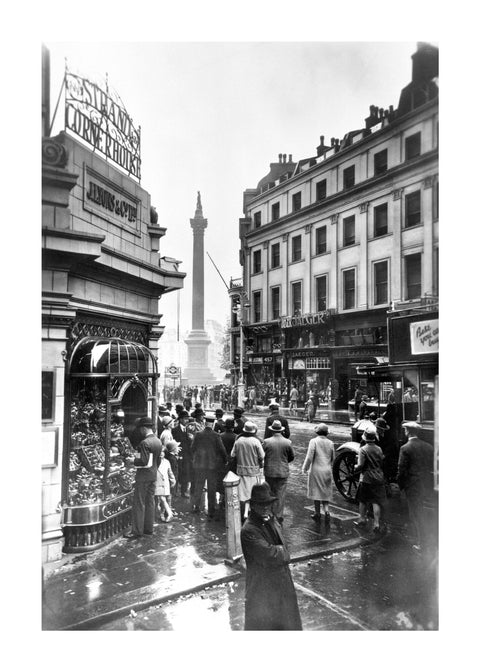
[65,70,141,180]
[410,319,439,355]
[281,310,331,329]
[83,167,140,230]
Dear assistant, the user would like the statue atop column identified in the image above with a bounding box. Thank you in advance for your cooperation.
[183,192,215,386]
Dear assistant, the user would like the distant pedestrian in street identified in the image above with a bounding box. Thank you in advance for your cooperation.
[191,415,228,518]
[263,419,295,523]
[249,386,257,411]
[289,385,299,411]
[353,429,387,536]
[358,394,369,420]
[230,420,265,521]
[233,407,246,435]
[305,395,315,423]
[397,421,435,553]
[213,408,226,434]
[302,423,335,525]
[240,483,302,631]
[375,417,398,494]
[353,385,363,419]
[264,402,290,439]
[124,417,162,540]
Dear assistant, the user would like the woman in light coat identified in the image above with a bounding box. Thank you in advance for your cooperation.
[302,423,335,524]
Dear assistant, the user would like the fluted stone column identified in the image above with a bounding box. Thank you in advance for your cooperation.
[183,192,215,385]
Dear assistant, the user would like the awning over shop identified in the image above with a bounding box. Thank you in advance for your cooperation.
[69,337,157,375]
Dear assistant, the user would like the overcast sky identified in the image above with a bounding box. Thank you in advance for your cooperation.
[46,40,419,336]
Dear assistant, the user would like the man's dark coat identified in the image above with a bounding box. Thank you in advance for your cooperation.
[240,511,302,630]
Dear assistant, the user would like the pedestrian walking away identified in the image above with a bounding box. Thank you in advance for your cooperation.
[230,420,265,520]
[353,429,387,535]
[123,416,162,539]
[264,402,290,439]
[397,421,435,553]
[191,414,228,518]
[240,482,302,631]
[263,419,295,523]
[301,422,334,524]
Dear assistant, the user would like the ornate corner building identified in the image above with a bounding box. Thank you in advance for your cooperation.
[230,43,438,409]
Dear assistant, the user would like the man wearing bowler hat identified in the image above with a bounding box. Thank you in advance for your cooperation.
[124,416,162,540]
[240,482,302,630]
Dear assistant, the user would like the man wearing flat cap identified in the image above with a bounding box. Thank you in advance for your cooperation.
[124,416,162,540]
[240,482,302,630]
[264,402,290,439]
[397,421,434,552]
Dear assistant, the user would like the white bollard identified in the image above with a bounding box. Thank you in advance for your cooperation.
[223,470,243,565]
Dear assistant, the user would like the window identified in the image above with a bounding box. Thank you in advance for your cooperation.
[315,225,327,255]
[374,149,388,175]
[291,234,302,262]
[405,254,422,300]
[374,260,389,305]
[42,370,55,422]
[405,132,421,160]
[253,211,261,228]
[271,202,280,221]
[374,203,388,237]
[271,242,280,268]
[343,268,356,309]
[405,191,421,228]
[292,281,302,315]
[316,275,327,312]
[343,165,355,189]
[316,179,327,201]
[253,291,262,322]
[343,215,355,247]
[271,286,280,319]
[253,249,262,274]
[292,191,302,212]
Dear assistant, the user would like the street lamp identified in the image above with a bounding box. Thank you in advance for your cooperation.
[233,293,250,409]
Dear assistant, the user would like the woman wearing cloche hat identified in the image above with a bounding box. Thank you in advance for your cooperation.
[353,429,387,535]
[301,423,335,524]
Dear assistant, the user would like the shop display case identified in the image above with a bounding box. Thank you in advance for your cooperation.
[61,337,159,552]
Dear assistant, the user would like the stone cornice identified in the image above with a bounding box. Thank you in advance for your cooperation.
[245,149,438,241]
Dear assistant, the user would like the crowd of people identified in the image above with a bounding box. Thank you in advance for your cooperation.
[123,397,435,630]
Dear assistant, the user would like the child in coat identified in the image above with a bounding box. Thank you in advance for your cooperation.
[164,439,180,497]
[155,447,176,522]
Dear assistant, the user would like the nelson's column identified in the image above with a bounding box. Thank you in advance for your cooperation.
[183,192,215,385]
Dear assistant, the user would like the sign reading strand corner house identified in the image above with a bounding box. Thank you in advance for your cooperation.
[65,70,141,180]
[410,319,439,355]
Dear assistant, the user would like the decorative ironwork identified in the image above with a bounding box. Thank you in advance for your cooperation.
[65,69,141,180]
[42,136,68,168]
[70,320,148,346]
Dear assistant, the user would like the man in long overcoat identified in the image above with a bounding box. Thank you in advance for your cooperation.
[191,415,228,517]
[240,483,302,630]
[397,421,435,551]
[263,419,295,522]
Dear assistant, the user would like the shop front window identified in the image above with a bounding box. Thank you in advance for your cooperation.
[420,368,437,422]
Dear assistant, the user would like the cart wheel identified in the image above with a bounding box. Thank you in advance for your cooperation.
[333,452,359,503]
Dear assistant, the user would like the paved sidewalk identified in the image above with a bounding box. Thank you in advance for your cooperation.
[42,490,372,630]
